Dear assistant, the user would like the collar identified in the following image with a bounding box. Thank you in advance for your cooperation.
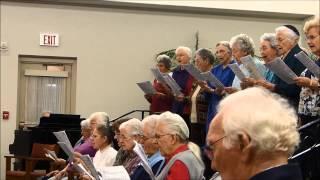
[148,151,164,166]
[165,144,188,163]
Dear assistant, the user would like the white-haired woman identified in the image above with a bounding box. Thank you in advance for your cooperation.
[171,46,195,130]
[155,111,204,180]
[224,34,266,93]
[88,112,109,129]
[259,33,280,82]
[117,118,143,176]
[144,54,173,114]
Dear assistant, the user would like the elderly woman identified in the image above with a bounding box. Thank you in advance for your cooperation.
[131,115,165,180]
[259,33,280,82]
[294,17,320,124]
[189,48,215,146]
[257,25,305,108]
[155,111,204,180]
[47,119,96,179]
[224,34,266,93]
[145,54,173,114]
[89,112,109,128]
[117,118,143,176]
[171,46,194,129]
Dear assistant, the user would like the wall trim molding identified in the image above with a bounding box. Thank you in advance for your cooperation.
[2,0,313,20]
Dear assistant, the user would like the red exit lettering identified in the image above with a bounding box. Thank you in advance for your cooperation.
[43,35,56,45]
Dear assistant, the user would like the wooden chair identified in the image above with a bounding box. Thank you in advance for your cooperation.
[5,143,59,180]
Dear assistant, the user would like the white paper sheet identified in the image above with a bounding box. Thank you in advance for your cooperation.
[183,64,206,81]
[163,74,182,96]
[133,141,155,180]
[53,131,73,148]
[73,163,95,180]
[80,154,100,180]
[137,81,157,95]
[151,68,166,84]
[295,51,320,78]
[228,63,246,81]
[265,57,297,84]
[57,142,74,161]
[100,166,130,180]
[240,55,265,80]
[44,149,58,161]
[201,71,224,89]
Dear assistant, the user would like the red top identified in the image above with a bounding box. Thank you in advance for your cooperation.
[165,144,190,180]
[150,79,173,113]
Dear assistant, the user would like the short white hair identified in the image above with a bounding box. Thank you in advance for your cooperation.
[119,118,143,136]
[218,87,300,156]
[89,112,109,126]
[275,26,299,44]
[175,46,192,58]
[80,119,91,129]
[230,34,255,56]
[158,111,189,142]
[260,33,280,55]
[142,115,160,137]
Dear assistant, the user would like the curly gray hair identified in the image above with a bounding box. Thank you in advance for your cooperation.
[230,34,255,56]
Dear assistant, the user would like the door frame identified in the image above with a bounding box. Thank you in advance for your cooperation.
[17,54,77,127]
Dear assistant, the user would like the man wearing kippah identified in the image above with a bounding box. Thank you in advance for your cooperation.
[256,24,305,109]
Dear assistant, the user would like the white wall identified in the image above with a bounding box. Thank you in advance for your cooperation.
[112,0,320,16]
[0,1,316,178]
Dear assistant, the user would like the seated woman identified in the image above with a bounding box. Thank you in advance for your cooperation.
[44,119,96,179]
[80,124,118,180]
[91,124,118,169]
[117,118,143,176]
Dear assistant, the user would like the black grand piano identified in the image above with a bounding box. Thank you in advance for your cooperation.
[9,113,83,157]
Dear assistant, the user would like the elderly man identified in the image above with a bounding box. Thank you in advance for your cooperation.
[224,34,266,93]
[131,115,165,180]
[118,118,143,176]
[155,111,204,180]
[256,25,305,108]
[172,46,194,129]
[207,87,302,180]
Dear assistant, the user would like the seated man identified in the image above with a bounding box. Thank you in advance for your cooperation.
[207,87,302,180]
[131,115,165,180]
[155,111,204,180]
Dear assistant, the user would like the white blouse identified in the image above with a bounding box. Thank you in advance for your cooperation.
[93,145,117,170]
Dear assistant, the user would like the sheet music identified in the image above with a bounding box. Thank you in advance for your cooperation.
[53,131,73,148]
[44,148,58,161]
[201,72,224,89]
[73,163,95,180]
[183,64,206,81]
[80,154,100,180]
[265,57,297,84]
[240,55,265,80]
[137,81,157,95]
[295,51,320,78]
[133,141,155,180]
[100,166,130,180]
[57,142,74,161]
[151,68,166,84]
[228,64,246,81]
[163,74,182,96]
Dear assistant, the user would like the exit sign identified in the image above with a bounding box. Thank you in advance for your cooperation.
[40,33,59,47]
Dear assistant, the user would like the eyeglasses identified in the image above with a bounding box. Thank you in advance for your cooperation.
[205,135,227,160]
[141,135,155,141]
[154,133,173,140]
[305,35,319,41]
